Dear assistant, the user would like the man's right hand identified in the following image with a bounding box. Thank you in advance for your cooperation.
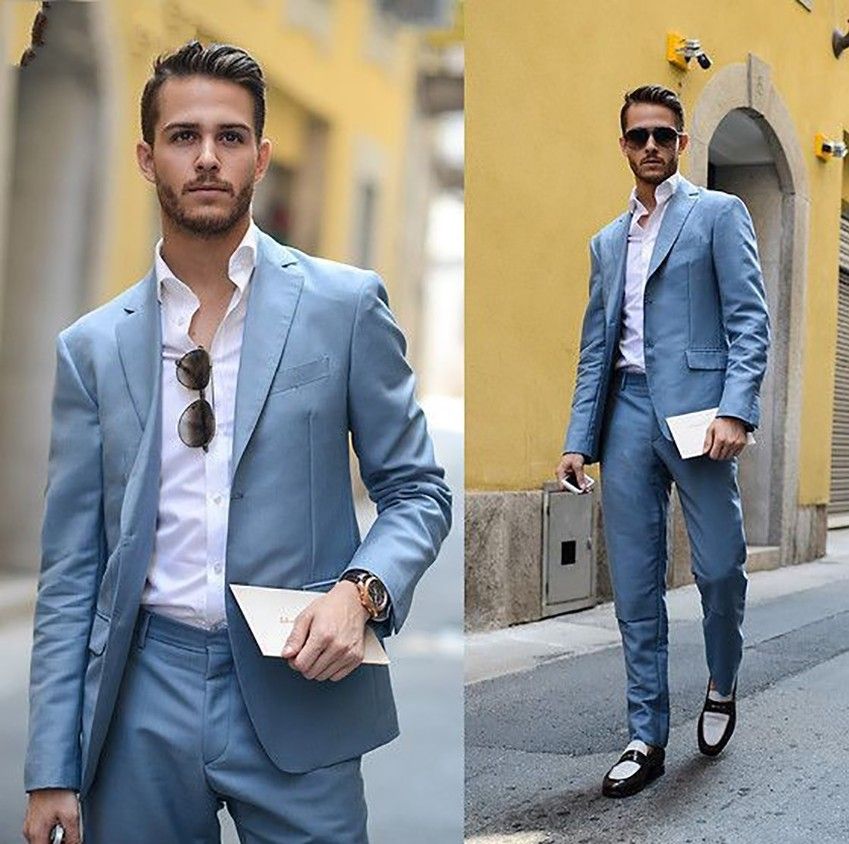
[555,452,590,491]
[22,789,80,844]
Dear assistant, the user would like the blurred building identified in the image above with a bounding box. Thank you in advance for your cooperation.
[0,0,461,576]
[466,0,849,629]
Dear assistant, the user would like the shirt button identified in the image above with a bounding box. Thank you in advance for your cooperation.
[213,562,223,574]
[212,493,223,505]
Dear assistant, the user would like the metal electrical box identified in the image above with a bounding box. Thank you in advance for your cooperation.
[541,481,596,616]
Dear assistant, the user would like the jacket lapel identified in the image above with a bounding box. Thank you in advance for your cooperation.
[646,177,700,281]
[604,213,630,325]
[115,270,161,431]
[231,232,305,477]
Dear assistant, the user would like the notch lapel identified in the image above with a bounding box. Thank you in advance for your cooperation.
[646,179,700,281]
[115,270,161,431]
[231,234,305,477]
[604,213,630,325]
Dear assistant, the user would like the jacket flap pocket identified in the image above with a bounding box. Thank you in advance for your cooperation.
[685,349,728,370]
[88,612,110,655]
[270,356,330,395]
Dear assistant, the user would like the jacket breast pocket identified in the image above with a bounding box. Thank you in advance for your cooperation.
[685,349,728,370]
[268,356,331,396]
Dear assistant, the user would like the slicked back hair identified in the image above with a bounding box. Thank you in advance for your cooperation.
[140,40,266,145]
[620,85,685,134]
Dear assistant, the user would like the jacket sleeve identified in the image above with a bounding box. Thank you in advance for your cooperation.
[563,236,607,463]
[712,196,771,428]
[343,272,452,635]
[24,332,104,792]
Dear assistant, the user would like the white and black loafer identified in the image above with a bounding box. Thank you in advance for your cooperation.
[697,681,737,757]
[601,742,665,798]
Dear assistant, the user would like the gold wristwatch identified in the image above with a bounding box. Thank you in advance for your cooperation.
[340,570,390,622]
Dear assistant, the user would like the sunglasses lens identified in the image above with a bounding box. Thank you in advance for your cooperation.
[653,127,679,146]
[176,348,211,390]
[178,398,215,448]
[624,128,650,148]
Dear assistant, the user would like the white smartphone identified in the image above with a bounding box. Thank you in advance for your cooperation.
[50,826,64,844]
[560,473,595,495]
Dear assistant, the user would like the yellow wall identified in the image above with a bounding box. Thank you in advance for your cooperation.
[466,0,849,506]
[95,0,419,301]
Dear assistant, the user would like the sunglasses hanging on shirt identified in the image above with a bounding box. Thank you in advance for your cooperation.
[175,347,215,451]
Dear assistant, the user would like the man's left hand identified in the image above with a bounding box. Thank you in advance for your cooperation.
[281,581,369,681]
[703,416,748,461]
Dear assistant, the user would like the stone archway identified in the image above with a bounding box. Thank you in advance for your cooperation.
[670,54,815,578]
[0,1,117,574]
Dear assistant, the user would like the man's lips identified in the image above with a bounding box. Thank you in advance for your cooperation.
[186,185,230,193]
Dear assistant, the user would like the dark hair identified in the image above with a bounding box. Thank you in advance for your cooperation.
[620,85,685,134]
[140,40,266,144]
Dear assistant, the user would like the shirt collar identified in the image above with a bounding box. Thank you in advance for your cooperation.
[628,171,680,216]
[154,220,259,303]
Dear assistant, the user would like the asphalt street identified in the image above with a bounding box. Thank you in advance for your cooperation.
[0,410,463,844]
[465,533,849,844]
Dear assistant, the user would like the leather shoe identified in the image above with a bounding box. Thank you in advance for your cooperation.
[697,681,736,757]
[601,745,665,798]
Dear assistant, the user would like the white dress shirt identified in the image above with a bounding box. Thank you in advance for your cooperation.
[140,221,258,630]
[616,171,680,372]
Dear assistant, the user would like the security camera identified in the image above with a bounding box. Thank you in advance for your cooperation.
[815,133,848,160]
[681,39,712,70]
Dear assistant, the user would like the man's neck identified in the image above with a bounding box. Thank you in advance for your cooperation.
[634,179,659,214]
[633,171,677,215]
[159,215,251,298]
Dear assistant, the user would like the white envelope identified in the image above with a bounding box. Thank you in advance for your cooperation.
[666,406,755,459]
[230,584,389,665]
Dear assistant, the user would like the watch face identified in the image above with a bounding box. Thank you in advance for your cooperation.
[367,578,388,611]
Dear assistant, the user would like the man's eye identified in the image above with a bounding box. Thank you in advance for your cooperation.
[222,132,244,143]
[172,130,195,142]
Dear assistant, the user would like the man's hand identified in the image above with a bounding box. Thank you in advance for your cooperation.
[555,452,591,491]
[703,416,748,460]
[23,789,80,844]
[281,581,369,682]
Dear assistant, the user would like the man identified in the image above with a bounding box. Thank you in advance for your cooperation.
[555,85,769,798]
[23,41,451,842]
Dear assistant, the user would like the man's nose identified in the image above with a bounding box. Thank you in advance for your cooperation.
[195,137,220,170]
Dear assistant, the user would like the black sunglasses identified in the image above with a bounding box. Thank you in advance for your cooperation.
[623,126,682,149]
[175,347,215,451]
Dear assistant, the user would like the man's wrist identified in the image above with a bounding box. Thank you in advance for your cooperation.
[339,569,391,622]
[335,580,371,623]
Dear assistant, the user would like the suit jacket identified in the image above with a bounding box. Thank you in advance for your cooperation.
[24,229,452,796]
[564,175,770,463]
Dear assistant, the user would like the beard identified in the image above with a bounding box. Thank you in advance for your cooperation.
[630,153,678,185]
[156,177,254,238]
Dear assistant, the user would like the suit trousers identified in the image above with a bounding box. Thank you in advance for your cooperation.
[599,370,747,747]
[81,610,369,843]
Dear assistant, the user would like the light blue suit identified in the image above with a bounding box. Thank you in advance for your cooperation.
[564,175,769,747]
[24,229,452,840]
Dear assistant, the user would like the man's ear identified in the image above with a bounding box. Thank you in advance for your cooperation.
[136,140,156,185]
[254,137,272,184]
[678,132,690,154]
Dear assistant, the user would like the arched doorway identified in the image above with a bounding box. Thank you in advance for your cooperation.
[707,107,789,548]
[0,2,114,574]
